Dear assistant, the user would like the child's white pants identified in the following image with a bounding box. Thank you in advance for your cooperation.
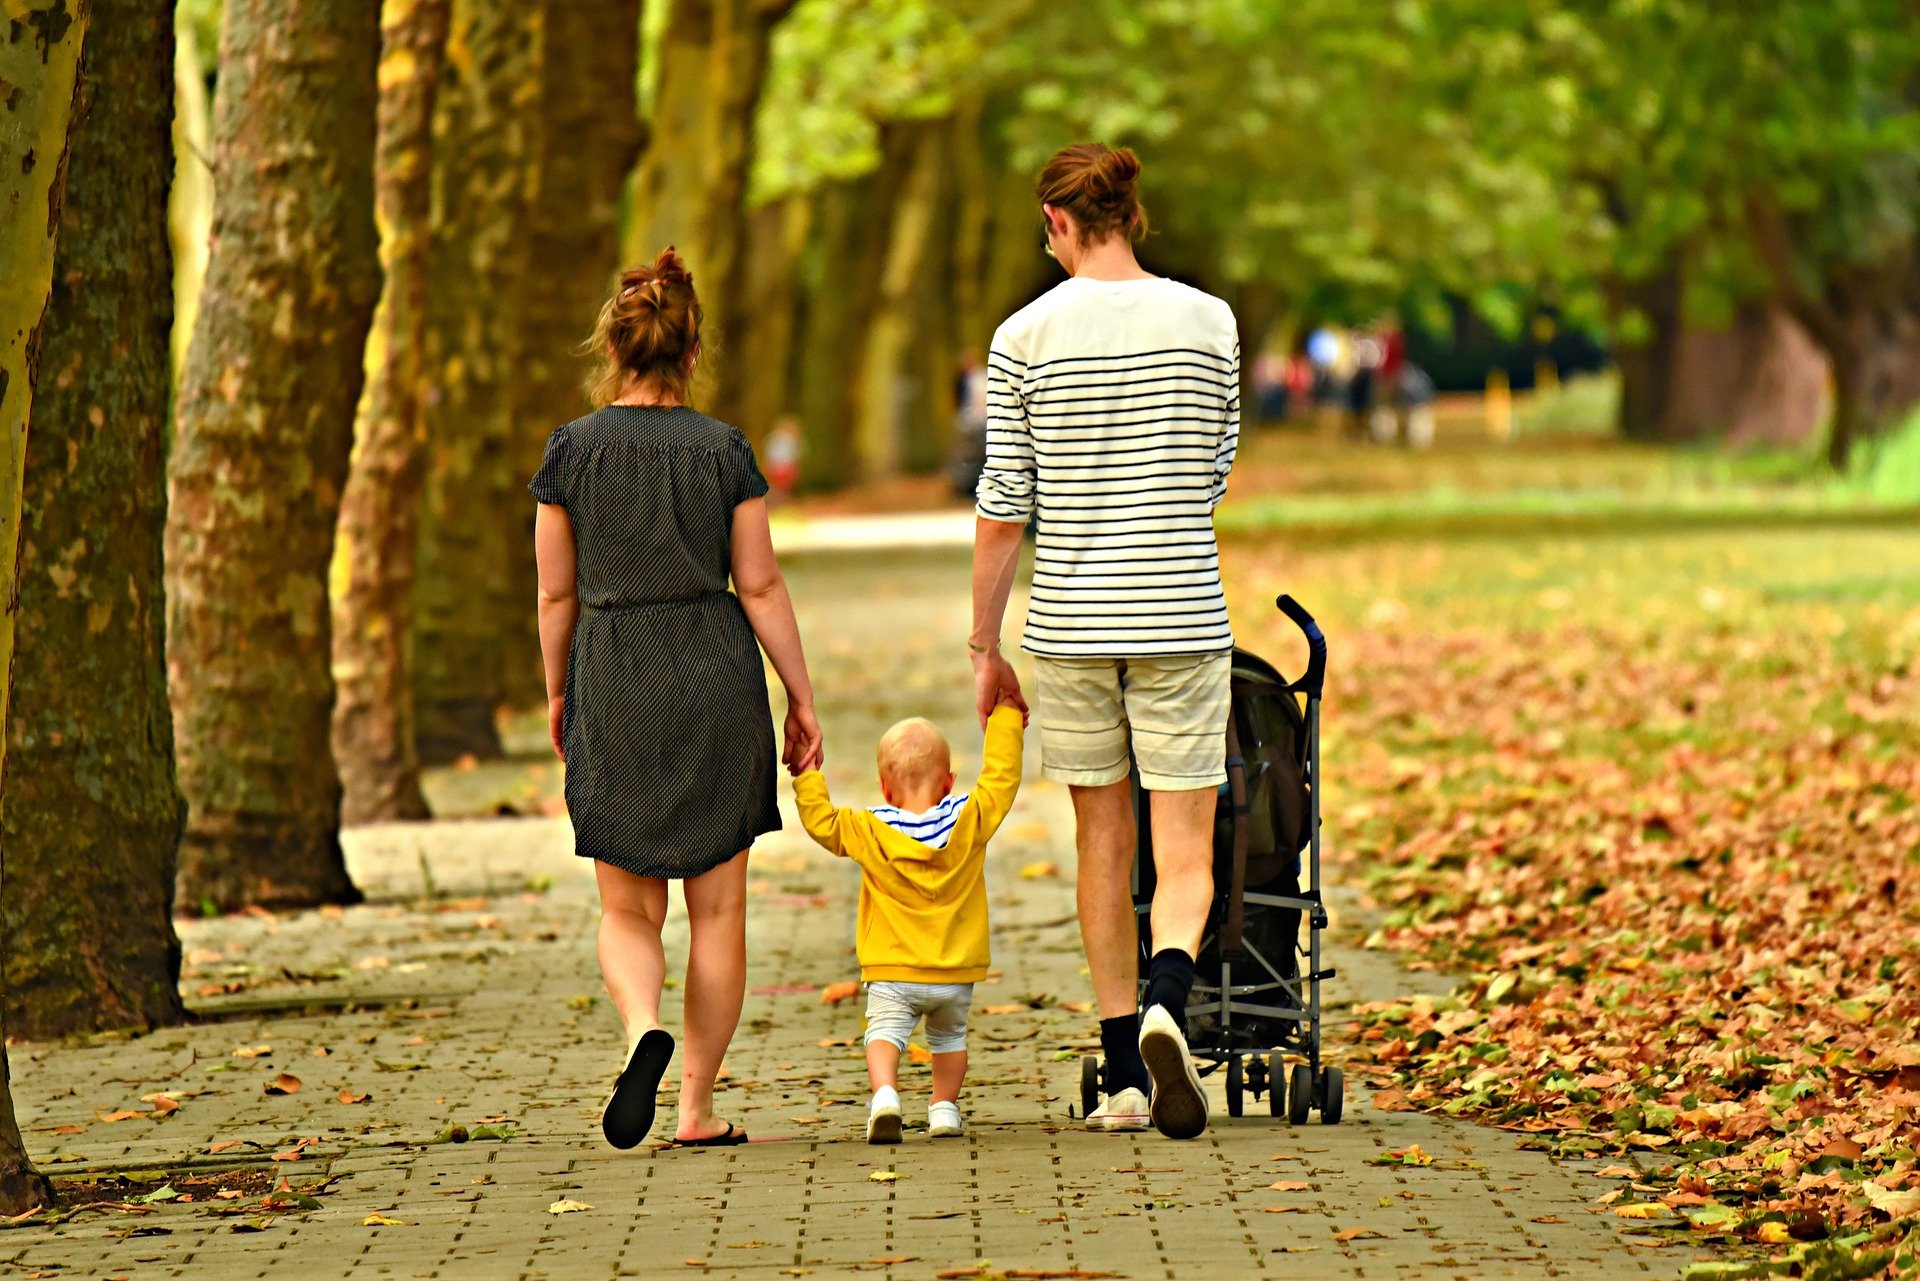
[863,981,973,1053]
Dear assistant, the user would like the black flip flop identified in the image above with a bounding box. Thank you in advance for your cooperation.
[603,1029,674,1150]
[668,1122,749,1148]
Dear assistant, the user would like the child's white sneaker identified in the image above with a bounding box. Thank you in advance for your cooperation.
[867,1087,902,1145]
[927,1100,964,1138]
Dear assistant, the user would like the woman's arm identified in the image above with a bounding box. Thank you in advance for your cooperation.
[534,503,579,759]
[731,496,824,774]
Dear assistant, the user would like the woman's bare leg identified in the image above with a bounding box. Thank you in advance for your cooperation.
[676,850,749,1141]
[594,862,670,1055]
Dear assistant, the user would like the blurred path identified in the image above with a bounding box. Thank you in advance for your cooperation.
[0,546,1684,1280]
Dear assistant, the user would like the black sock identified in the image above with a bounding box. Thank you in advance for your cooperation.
[1144,948,1197,1033]
[1099,1014,1150,1096]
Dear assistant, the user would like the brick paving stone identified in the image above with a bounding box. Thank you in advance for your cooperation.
[0,547,1705,1279]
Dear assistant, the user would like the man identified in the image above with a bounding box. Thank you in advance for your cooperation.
[968,143,1240,1141]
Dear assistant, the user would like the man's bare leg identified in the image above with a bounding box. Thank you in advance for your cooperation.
[1071,780,1152,1120]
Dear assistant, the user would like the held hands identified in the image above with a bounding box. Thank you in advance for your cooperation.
[782,701,825,776]
[971,646,1030,728]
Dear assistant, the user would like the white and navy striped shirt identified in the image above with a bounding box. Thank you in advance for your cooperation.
[869,794,969,849]
[976,276,1240,658]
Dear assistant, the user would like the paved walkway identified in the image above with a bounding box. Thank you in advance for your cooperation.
[1,545,1691,1279]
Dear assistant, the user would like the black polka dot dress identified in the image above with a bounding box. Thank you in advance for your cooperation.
[529,406,781,879]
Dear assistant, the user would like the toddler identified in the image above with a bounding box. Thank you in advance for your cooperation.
[793,701,1024,1142]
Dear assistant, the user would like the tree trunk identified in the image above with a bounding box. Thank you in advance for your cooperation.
[168,22,212,376]
[488,0,645,711]
[1823,307,1920,470]
[790,169,892,491]
[732,194,812,446]
[1665,305,1830,447]
[0,0,89,1215]
[4,0,186,1037]
[330,0,452,826]
[856,120,949,479]
[167,0,381,912]
[629,0,797,426]
[1607,264,1684,442]
[413,0,542,763]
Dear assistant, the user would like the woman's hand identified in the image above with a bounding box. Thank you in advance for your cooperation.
[547,695,566,761]
[972,648,1028,727]
[783,701,824,775]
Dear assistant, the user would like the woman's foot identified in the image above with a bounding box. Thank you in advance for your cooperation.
[604,1028,674,1149]
[674,1117,748,1145]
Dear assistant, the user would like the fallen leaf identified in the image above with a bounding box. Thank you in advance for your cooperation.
[1529,1215,1567,1224]
[1753,1222,1793,1243]
[95,1110,144,1124]
[907,1044,934,1065]
[264,1074,301,1096]
[1614,1203,1669,1220]
[362,1213,406,1226]
[1863,1182,1920,1218]
[548,1199,593,1215]
[868,1170,900,1183]
[208,1140,248,1155]
[232,1045,272,1060]
[337,1089,370,1105]
[1019,861,1059,880]
[819,981,860,1006]
[1333,1228,1385,1242]
[1596,1165,1638,1179]
[1268,1180,1311,1192]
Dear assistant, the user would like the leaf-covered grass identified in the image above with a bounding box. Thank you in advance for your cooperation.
[1223,482,1920,1272]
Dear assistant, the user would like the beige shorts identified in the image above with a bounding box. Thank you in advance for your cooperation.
[1032,652,1231,791]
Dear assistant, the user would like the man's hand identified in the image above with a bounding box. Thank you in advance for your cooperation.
[972,647,1028,727]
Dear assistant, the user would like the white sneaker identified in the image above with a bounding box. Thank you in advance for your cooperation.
[867,1088,902,1145]
[927,1101,964,1138]
[1139,1005,1209,1140]
[1085,1086,1150,1132]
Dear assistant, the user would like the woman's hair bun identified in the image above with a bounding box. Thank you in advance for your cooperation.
[1036,142,1148,244]
[587,245,705,405]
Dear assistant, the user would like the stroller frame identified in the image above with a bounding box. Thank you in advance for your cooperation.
[1079,595,1344,1125]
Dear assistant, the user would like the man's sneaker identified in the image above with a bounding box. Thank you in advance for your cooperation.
[867,1089,902,1145]
[927,1100,964,1138]
[1139,1005,1209,1139]
[1085,1086,1150,1132]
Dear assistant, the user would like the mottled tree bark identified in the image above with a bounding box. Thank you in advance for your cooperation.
[492,0,645,710]
[331,0,452,825]
[168,21,211,376]
[731,195,812,445]
[5,0,185,1037]
[856,120,950,478]
[629,0,797,426]
[412,0,541,763]
[0,0,88,1216]
[166,0,381,912]
[790,169,892,491]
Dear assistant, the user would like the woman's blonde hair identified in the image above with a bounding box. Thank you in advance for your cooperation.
[586,246,703,406]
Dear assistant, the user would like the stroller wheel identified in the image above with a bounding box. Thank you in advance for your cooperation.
[1080,1054,1101,1119]
[1226,1057,1244,1118]
[1267,1055,1286,1117]
[1287,1064,1313,1125]
[1319,1066,1345,1125]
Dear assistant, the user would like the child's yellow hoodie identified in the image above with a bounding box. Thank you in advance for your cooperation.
[793,706,1024,984]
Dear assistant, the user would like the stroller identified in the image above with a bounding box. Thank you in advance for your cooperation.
[1078,595,1344,1124]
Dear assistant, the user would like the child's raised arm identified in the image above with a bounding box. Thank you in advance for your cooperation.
[967,704,1026,839]
[792,770,852,857]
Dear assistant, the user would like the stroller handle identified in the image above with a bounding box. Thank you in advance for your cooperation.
[1276,595,1327,698]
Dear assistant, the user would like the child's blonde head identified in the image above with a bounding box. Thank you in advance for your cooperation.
[877,717,953,803]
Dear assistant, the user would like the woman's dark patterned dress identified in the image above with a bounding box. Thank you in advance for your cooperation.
[529,405,780,878]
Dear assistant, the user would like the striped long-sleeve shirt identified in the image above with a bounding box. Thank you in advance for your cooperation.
[976,276,1241,658]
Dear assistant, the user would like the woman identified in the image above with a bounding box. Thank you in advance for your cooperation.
[531,248,824,1149]
[968,143,1240,1140]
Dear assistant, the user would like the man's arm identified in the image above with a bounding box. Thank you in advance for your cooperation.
[1212,335,1242,510]
[971,337,1034,726]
